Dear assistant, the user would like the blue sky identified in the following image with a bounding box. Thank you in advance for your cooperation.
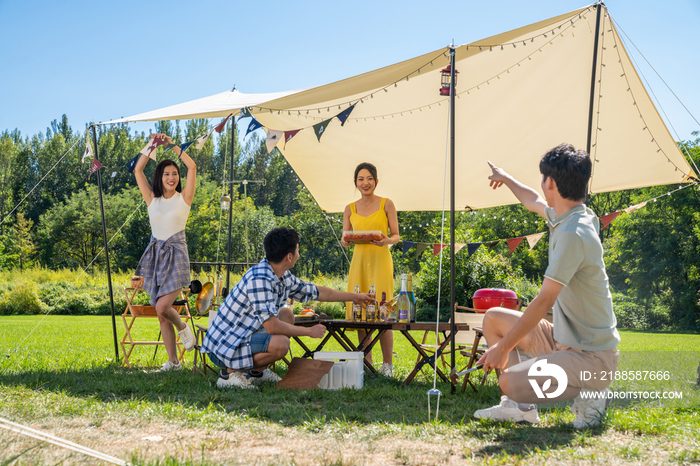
[1,0,698,141]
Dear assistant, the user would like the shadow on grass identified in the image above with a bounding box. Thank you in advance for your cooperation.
[0,365,623,463]
[468,422,604,461]
[0,363,513,426]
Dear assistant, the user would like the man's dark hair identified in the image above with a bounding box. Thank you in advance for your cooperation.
[264,227,300,263]
[539,144,591,201]
[152,159,182,198]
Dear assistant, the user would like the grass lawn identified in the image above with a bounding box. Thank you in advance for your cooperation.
[1,315,699,465]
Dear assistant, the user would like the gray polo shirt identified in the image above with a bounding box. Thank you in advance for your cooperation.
[544,205,620,351]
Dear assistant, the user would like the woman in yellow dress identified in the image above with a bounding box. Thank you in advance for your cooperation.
[341,162,400,376]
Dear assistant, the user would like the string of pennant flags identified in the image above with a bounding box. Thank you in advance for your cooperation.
[239,104,356,153]
[80,4,690,187]
[324,181,697,261]
[81,114,233,177]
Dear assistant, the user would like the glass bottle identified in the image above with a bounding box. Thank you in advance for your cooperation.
[352,285,363,321]
[379,291,389,321]
[407,274,417,322]
[366,285,377,322]
[397,274,410,323]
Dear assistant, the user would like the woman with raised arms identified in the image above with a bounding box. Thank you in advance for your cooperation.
[133,134,197,371]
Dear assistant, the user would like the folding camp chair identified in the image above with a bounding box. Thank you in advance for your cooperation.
[417,304,486,380]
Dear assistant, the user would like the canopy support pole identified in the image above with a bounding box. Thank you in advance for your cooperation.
[586,2,603,155]
[448,46,457,394]
[91,125,119,363]
[226,117,236,291]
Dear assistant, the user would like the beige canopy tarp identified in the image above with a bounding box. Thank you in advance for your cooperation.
[106,3,696,213]
[105,88,306,124]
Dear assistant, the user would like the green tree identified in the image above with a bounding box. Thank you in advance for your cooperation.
[4,213,35,271]
[0,130,20,234]
[35,185,142,269]
[605,135,700,329]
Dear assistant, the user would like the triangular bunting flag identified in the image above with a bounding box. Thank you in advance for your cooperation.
[240,107,252,119]
[623,201,647,214]
[415,243,429,258]
[483,240,500,250]
[139,135,156,160]
[214,114,232,134]
[313,119,332,142]
[245,118,263,138]
[265,129,284,153]
[526,232,546,250]
[507,237,525,256]
[284,129,301,149]
[467,243,482,257]
[195,132,211,150]
[152,134,169,147]
[82,138,93,163]
[162,143,177,154]
[402,241,416,255]
[600,211,621,230]
[125,153,140,173]
[89,156,104,179]
[179,141,194,154]
[454,243,466,254]
[433,243,447,257]
[336,104,356,126]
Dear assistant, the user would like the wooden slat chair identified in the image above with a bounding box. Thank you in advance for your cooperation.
[416,304,485,380]
[459,304,554,392]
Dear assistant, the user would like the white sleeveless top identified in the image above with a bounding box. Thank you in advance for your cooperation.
[148,192,191,240]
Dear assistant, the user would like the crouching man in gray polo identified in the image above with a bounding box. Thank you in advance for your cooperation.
[474,144,620,428]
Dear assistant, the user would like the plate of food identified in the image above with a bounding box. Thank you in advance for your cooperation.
[295,308,317,320]
[342,230,383,244]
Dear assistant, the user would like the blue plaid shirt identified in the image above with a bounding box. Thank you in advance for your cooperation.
[200,259,319,370]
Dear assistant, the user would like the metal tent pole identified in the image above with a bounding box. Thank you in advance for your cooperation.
[448,46,457,393]
[586,3,604,156]
[226,117,236,291]
[91,125,119,363]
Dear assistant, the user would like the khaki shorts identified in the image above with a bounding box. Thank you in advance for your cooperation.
[514,319,619,393]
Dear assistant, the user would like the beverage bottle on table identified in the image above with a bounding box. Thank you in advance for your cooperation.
[379,291,389,321]
[387,295,398,322]
[366,285,377,322]
[397,274,410,323]
[407,274,416,322]
[352,285,363,321]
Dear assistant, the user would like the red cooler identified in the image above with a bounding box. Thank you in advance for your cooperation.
[472,282,521,312]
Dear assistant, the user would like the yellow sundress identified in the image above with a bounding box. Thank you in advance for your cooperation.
[345,197,394,319]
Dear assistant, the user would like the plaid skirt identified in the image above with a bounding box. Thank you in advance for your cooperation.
[135,230,190,307]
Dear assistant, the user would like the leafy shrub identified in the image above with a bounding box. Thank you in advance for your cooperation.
[415,248,535,322]
[0,282,42,315]
[612,292,672,330]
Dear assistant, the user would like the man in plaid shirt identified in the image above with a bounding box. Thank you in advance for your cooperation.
[201,227,373,389]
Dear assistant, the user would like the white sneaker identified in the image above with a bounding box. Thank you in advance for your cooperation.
[178,325,195,352]
[248,368,282,384]
[159,360,183,372]
[571,388,611,429]
[216,370,255,389]
[474,396,540,424]
[378,363,393,377]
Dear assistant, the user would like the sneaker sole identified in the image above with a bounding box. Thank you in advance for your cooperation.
[474,412,540,424]
[216,378,255,389]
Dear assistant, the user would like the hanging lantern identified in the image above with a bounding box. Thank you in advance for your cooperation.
[220,194,231,211]
[439,65,458,96]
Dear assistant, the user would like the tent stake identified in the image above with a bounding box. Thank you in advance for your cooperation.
[449,45,457,395]
[91,125,119,363]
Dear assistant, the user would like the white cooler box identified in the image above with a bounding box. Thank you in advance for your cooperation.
[314,351,364,390]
